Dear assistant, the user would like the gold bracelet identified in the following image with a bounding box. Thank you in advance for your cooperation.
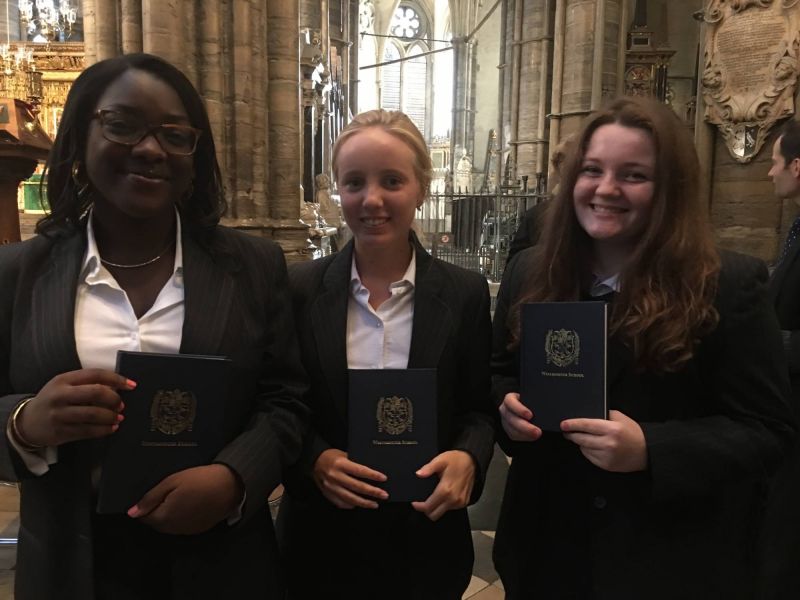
[10,397,44,452]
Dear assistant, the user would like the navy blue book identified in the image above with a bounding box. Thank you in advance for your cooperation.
[348,369,438,503]
[520,302,607,432]
[96,351,232,514]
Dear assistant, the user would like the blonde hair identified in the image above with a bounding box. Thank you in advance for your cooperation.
[331,109,432,200]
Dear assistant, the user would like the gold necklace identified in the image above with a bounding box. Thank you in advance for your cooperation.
[99,240,175,269]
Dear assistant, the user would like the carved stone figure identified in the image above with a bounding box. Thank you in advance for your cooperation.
[316,173,341,228]
[701,1,800,162]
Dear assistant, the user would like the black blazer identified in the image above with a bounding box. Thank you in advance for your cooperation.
[760,238,800,600]
[770,237,800,374]
[0,225,308,600]
[491,248,796,600]
[278,237,495,599]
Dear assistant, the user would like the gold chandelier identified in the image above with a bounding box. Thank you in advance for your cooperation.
[18,0,77,43]
[1,0,45,114]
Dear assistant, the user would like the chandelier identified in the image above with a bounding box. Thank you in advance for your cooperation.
[0,44,43,114]
[19,0,78,42]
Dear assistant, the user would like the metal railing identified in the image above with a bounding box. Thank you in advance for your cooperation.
[417,173,549,282]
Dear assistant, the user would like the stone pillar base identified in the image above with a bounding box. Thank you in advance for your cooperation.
[222,217,313,262]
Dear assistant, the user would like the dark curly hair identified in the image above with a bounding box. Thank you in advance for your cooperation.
[36,53,226,238]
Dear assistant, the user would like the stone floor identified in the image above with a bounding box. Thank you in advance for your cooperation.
[0,446,509,599]
[0,484,18,599]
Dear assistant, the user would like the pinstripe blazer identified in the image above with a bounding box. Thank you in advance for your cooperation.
[278,236,496,598]
[0,223,308,600]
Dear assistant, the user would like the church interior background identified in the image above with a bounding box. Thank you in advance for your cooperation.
[0,0,798,597]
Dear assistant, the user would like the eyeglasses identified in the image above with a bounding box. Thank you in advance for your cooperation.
[92,109,203,156]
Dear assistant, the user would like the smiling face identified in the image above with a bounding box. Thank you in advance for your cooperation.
[85,68,194,223]
[573,123,657,258]
[336,126,423,254]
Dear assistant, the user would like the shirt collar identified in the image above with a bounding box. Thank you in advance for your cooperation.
[589,272,620,297]
[81,209,184,285]
[349,249,417,293]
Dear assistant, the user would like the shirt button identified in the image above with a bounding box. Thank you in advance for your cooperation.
[593,495,607,509]
[376,322,383,328]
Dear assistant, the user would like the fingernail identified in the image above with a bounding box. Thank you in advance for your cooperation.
[116,413,125,422]
[127,505,140,518]
[126,379,137,390]
[111,424,119,432]
[119,401,125,411]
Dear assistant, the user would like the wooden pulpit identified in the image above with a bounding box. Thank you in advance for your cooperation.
[0,98,51,244]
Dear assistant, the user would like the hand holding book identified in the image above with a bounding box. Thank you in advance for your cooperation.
[411,449,476,522]
[313,448,388,509]
[498,392,543,442]
[127,463,245,535]
[561,410,648,472]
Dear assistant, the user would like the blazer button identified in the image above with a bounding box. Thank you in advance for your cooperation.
[593,495,607,509]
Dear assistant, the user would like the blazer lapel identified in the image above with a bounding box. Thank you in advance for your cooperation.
[311,243,351,416]
[29,233,85,379]
[408,242,451,368]
[179,234,235,355]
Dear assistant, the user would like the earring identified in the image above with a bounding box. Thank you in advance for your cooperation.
[71,161,90,200]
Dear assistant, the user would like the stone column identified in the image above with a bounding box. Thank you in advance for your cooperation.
[0,0,21,42]
[120,0,143,54]
[83,0,119,63]
[449,0,478,178]
[550,0,622,141]
[265,0,308,257]
[507,0,556,182]
[142,0,191,72]
[82,0,309,258]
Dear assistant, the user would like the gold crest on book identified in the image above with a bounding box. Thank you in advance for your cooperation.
[545,329,580,367]
[376,396,414,435]
[150,389,196,435]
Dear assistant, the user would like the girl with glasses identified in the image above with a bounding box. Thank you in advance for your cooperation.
[0,53,308,599]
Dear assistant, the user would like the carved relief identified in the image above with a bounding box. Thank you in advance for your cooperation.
[701,1,800,162]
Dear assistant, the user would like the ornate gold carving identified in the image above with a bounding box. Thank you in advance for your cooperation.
[545,329,580,368]
[701,2,799,162]
[376,396,414,435]
[150,389,197,435]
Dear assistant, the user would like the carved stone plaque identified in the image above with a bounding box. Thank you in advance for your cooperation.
[701,0,800,162]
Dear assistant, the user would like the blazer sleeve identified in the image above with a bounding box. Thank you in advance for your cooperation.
[0,242,41,482]
[449,272,496,503]
[213,241,310,521]
[280,259,335,497]
[643,253,797,503]
[490,250,531,457]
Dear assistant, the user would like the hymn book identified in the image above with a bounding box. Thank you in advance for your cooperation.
[96,350,232,514]
[348,368,438,503]
[520,302,607,432]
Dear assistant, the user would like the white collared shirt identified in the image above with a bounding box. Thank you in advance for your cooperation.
[74,212,185,369]
[589,272,620,297]
[346,253,416,369]
[12,213,185,474]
